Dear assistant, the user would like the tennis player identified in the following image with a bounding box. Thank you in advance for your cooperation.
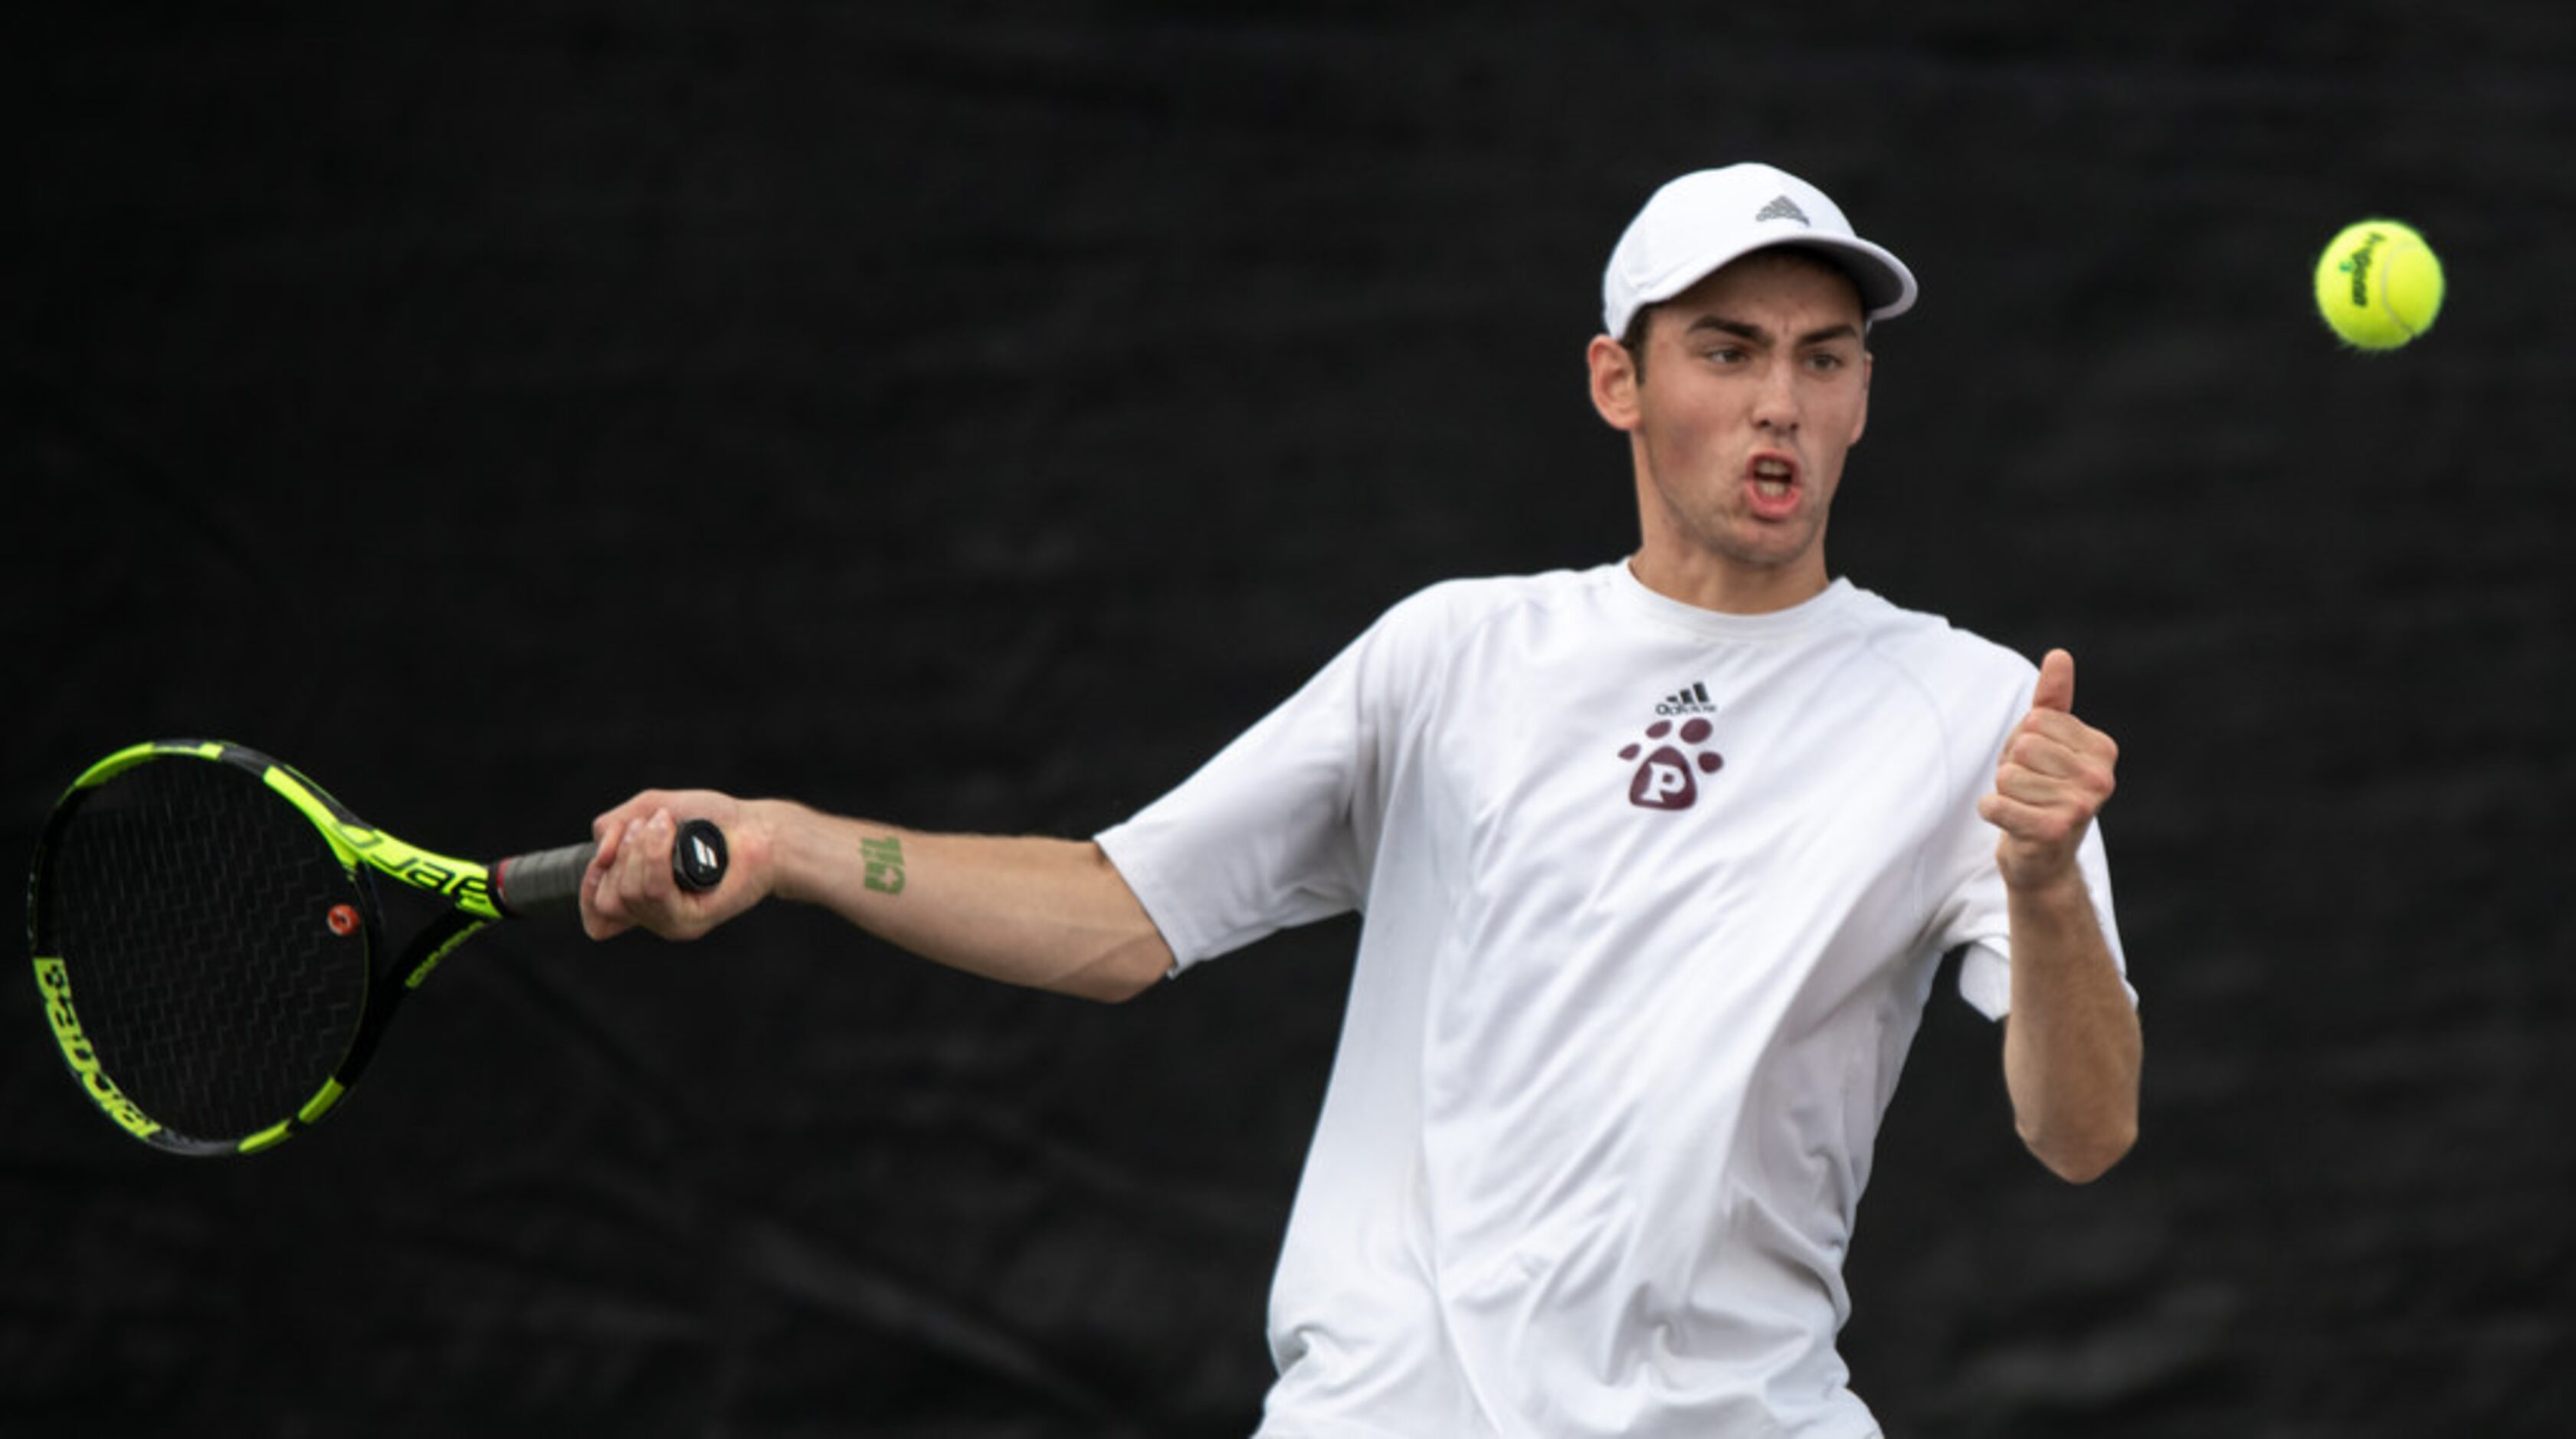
[585,162,2142,1437]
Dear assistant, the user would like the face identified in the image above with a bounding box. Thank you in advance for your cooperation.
[1589,251,1873,611]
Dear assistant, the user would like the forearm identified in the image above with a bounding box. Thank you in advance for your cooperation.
[2000,871,2141,1182]
[753,800,1175,1002]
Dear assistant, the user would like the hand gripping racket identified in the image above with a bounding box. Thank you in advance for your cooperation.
[25,739,726,1155]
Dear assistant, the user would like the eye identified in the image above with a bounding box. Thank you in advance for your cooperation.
[1804,351,1847,372]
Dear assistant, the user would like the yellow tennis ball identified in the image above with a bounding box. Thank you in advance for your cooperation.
[2314,219,2444,350]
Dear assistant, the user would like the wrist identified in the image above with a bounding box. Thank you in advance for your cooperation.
[739,798,804,905]
[2000,851,2090,908]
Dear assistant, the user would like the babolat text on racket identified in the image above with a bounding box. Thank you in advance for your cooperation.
[25,739,727,1155]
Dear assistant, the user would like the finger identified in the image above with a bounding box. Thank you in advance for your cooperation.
[582,900,633,942]
[582,796,679,941]
[619,815,660,887]
[642,808,677,884]
[1977,790,2054,834]
[593,795,633,849]
[2000,720,2093,781]
[1989,762,2086,808]
[1990,738,2112,823]
[617,810,680,897]
[2031,647,2076,716]
[2008,711,2119,786]
[1979,786,2095,846]
[1976,791,2017,829]
[593,793,659,865]
[582,854,631,939]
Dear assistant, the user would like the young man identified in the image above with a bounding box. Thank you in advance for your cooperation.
[585,162,2142,1437]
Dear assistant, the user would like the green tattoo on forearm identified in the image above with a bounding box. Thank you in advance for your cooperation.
[860,836,906,896]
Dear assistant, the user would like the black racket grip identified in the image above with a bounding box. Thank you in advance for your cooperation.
[495,818,729,916]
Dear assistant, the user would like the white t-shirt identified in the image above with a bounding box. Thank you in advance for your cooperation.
[1096,561,2129,1438]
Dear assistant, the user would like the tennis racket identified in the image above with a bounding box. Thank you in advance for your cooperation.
[25,739,727,1156]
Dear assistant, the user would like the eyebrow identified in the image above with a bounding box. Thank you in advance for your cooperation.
[1681,315,1864,348]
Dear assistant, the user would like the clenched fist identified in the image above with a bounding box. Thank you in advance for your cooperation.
[1977,648,2119,893]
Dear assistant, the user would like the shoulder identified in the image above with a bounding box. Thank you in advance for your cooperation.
[1832,585,2038,727]
[1366,565,1613,651]
[1836,585,2034,680]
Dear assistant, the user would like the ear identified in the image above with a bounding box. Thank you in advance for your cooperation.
[1848,349,1873,447]
[1587,334,1642,431]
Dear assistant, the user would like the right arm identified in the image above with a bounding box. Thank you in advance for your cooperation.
[582,792,1175,1004]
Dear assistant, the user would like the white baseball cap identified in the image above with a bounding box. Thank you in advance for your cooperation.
[1601,163,1918,337]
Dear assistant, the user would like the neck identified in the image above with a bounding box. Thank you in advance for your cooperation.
[1627,540,1831,615]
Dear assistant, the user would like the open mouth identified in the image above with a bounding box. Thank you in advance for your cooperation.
[1748,454,1801,512]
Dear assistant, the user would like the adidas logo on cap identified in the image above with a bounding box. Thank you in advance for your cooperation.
[1754,195,1811,226]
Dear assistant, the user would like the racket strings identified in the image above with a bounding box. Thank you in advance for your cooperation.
[38,758,369,1142]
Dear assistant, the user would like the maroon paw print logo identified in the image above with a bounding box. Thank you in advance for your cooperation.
[1621,718,1723,811]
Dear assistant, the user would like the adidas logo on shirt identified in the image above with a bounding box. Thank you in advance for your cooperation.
[1655,681,1717,717]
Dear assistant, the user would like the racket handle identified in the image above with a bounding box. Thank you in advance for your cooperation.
[495,818,729,916]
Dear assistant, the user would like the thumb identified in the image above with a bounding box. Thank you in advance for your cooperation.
[2031,647,2076,715]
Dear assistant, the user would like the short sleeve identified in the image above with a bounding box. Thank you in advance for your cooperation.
[1915,654,2135,1021]
[1949,822,2132,1021]
[1096,605,1417,974]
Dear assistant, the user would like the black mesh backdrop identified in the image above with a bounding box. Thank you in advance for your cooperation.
[5,5,2571,1437]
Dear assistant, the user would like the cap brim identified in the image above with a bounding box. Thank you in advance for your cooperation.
[1795,234,1917,322]
[1630,233,1919,326]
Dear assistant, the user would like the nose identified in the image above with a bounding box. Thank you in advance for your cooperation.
[1752,361,1801,433]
